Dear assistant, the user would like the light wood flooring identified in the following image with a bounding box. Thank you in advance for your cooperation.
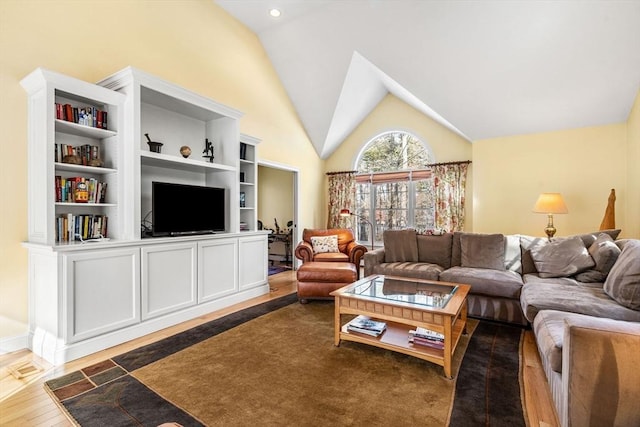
[0,271,559,426]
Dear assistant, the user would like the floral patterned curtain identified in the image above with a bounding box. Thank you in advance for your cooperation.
[433,162,469,232]
[326,172,356,228]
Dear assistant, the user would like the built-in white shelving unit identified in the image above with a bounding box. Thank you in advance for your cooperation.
[21,67,269,365]
[239,134,260,232]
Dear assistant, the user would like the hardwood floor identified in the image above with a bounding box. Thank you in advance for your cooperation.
[0,271,559,426]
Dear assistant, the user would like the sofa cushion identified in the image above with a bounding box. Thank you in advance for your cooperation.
[575,233,622,283]
[439,266,523,299]
[519,234,548,274]
[372,262,443,281]
[603,240,640,310]
[520,281,640,323]
[533,309,568,373]
[416,233,453,269]
[310,235,339,254]
[384,229,418,262]
[460,233,505,270]
[530,236,594,278]
[504,235,523,274]
[575,228,621,247]
[519,230,621,275]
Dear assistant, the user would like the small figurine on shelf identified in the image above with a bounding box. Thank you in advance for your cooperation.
[274,218,280,234]
[202,138,214,163]
[145,133,163,153]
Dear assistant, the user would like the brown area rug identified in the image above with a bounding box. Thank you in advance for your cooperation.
[45,294,525,426]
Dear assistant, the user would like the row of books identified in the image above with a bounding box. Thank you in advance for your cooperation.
[408,327,445,350]
[346,315,387,337]
[56,214,108,243]
[55,176,107,204]
[55,143,101,165]
[55,103,108,129]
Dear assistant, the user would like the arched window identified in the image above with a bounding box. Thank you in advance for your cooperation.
[354,131,435,246]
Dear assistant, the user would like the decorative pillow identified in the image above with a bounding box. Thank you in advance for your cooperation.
[460,233,506,270]
[603,241,640,310]
[575,229,621,248]
[310,235,339,254]
[574,233,622,283]
[530,236,595,278]
[384,229,418,263]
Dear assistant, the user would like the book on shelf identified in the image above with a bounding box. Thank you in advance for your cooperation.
[346,315,386,337]
[408,327,445,349]
[55,103,108,130]
[55,143,102,166]
[55,176,107,203]
[408,335,445,350]
[55,213,108,243]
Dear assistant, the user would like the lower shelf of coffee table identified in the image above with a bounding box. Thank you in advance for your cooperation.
[339,317,466,366]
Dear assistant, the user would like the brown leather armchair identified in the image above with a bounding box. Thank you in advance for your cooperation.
[295,228,367,278]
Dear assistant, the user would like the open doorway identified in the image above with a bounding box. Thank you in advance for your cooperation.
[257,161,299,274]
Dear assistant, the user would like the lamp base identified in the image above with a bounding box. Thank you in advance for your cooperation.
[544,214,557,240]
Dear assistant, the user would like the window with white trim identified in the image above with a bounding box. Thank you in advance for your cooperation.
[354,131,434,246]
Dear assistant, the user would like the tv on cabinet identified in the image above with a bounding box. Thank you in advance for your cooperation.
[152,181,225,236]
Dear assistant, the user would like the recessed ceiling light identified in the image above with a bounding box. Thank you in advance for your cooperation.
[269,8,281,18]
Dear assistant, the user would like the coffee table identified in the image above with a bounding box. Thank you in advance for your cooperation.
[330,274,470,378]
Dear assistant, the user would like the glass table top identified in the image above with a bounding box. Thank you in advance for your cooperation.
[343,275,458,308]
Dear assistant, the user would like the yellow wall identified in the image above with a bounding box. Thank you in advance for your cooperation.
[324,94,474,228]
[626,90,640,238]
[0,1,323,331]
[472,124,628,237]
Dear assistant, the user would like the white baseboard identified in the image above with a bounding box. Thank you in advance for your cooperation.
[0,333,29,354]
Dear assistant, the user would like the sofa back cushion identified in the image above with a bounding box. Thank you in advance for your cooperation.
[416,233,453,268]
[460,233,506,270]
[530,235,595,278]
[520,229,621,275]
[574,233,622,283]
[604,240,640,310]
[384,229,418,262]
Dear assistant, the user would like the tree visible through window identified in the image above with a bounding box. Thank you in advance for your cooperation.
[354,132,434,246]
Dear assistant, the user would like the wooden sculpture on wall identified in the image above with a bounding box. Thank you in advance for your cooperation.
[599,188,616,230]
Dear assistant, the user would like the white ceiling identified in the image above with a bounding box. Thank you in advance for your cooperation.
[215,1,640,159]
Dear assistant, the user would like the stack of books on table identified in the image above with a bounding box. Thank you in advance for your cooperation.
[346,315,387,337]
[408,327,445,350]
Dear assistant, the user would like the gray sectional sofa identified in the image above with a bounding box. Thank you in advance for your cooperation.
[363,228,640,427]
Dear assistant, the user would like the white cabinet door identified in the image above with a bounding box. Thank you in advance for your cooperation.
[239,235,268,291]
[141,242,197,320]
[198,238,238,303]
[64,247,140,343]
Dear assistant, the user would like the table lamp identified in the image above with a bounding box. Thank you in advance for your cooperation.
[340,209,374,250]
[533,193,568,240]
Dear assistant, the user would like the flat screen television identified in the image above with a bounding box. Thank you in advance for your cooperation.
[152,181,225,236]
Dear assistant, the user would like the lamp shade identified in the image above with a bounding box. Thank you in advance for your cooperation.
[533,193,568,214]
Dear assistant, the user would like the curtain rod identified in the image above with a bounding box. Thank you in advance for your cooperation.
[326,170,358,176]
[326,161,471,176]
[425,160,472,167]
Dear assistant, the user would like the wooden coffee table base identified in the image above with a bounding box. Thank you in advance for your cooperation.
[331,276,469,379]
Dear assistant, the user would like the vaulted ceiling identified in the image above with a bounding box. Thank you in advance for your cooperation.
[215,1,640,159]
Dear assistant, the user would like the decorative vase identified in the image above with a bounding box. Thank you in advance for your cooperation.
[180,146,192,158]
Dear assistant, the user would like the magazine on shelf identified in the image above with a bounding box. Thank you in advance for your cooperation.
[347,315,386,336]
[409,327,444,342]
